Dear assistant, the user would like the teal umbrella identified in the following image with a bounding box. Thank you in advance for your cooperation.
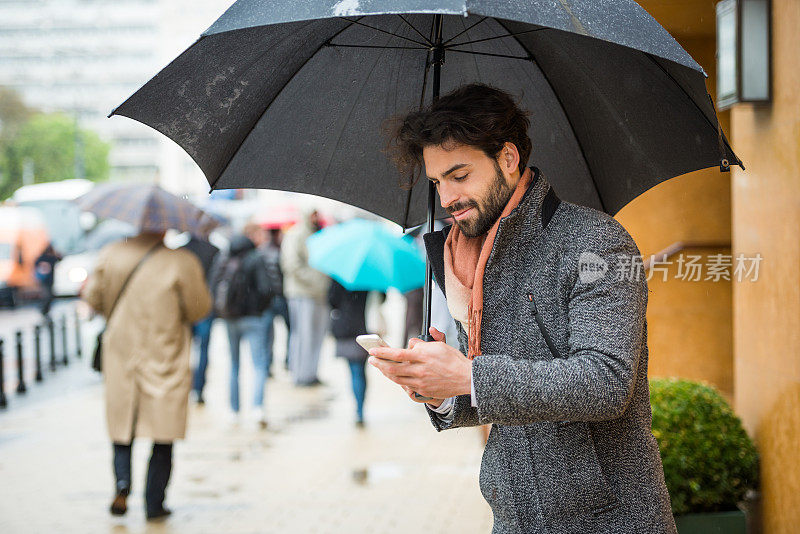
[307,219,425,293]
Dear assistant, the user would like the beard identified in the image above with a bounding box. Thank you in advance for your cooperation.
[449,162,515,238]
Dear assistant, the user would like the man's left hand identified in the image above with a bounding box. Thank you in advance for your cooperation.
[368,338,472,400]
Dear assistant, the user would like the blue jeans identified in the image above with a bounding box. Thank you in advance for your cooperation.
[347,359,367,421]
[262,295,290,370]
[192,314,214,397]
[225,316,269,412]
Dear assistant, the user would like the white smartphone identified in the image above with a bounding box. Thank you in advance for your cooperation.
[356,334,397,362]
[357,334,433,402]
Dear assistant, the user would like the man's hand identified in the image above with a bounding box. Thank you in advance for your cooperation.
[403,327,446,407]
[369,326,472,401]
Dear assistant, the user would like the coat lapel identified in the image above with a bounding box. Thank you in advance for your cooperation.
[422,223,451,298]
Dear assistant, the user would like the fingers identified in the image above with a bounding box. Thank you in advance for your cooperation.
[403,385,440,405]
[368,356,418,379]
[429,326,446,343]
[407,336,422,349]
[369,346,407,362]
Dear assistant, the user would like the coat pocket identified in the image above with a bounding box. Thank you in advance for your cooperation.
[529,422,621,518]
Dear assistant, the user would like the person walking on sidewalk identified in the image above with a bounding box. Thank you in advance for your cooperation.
[34,242,61,318]
[327,279,372,426]
[280,209,330,386]
[210,234,275,427]
[371,84,677,533]
[180,234,220,405]
[82,231,211,521]
[245,223,291,376]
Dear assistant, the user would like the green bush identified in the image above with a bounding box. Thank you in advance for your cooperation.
[649,378,759,516]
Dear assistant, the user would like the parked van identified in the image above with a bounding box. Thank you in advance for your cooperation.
[0,206,50,306]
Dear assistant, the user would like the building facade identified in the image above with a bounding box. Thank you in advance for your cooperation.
[618,2,799,533]
[0,0,229,194]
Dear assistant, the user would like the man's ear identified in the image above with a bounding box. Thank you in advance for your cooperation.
[500,142,520,175]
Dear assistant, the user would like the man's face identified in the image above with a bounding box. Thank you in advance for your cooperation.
[423,143,517,238]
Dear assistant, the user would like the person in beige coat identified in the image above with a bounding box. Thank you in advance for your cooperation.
[82,232,211,521]
[280,209,330,385]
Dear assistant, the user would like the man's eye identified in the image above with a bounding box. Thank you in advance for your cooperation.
[453,174,468,181]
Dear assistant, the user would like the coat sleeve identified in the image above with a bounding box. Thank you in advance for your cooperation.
[178,252,212,324]
[280,231,328,291]
[424,321,480,430]
[425,394,480,431]
[471,219,647,426]
[81,246,109,315]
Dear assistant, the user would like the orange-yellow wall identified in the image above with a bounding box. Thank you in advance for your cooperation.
[730,1,800,532]
[615,36,734,399]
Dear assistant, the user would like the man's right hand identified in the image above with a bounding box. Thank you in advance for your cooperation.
[405,326,447,407]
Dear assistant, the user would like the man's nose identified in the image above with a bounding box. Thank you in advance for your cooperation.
[437,182,458,209]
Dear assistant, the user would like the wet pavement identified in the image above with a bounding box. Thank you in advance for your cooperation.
[0,304,491,533]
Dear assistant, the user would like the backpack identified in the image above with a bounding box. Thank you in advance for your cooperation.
[212,254,250,318]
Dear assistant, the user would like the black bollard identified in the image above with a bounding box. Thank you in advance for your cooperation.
[61,315,69,367]
[0,339,7,409]
[74,310,82,359]
[48,319,56,372]
[15,331,26,394]
[34,325,43,382]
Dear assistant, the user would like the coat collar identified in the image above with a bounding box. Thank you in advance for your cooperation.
[422,166,560,298]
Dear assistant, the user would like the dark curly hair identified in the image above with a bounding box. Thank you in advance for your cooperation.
[384,83,531,190]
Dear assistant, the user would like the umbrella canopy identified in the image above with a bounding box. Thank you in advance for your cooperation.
[307,219,426,293]
[75,183,221,237]
[111,0,741,229]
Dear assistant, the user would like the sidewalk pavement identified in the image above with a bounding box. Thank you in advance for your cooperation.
[0,315,491,533]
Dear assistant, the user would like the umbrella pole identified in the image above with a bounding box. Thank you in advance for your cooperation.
[420,14,445,344]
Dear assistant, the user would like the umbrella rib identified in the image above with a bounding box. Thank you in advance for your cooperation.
[209,18,362,191]
[492,18,606,212]
[400,44,434,231]
[320,35,399,192]
[442,16,488,45]
[446,49,532,61]
[326,43,428,50]
[445,27,549,48]
[396,14,432,46]
[644,53,742,167]
[338,17,429,47]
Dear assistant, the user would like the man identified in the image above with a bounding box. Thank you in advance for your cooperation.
[371,84,677,533]
[280,208,330,386]
[82,231,211,521]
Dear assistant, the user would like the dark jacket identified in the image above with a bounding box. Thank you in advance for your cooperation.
[257,242,285,298]
[180,236,220,282]
[210,235,273,318]
[327,279,367,339]
[423,167,676,534]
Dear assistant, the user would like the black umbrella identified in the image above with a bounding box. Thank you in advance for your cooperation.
[111,0,742,341]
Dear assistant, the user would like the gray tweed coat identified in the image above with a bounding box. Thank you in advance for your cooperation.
[422,167,676,534]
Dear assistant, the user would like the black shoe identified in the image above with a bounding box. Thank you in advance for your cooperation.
[355,418,365,429]
[146,507,172,521]
[109,487,129,516]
